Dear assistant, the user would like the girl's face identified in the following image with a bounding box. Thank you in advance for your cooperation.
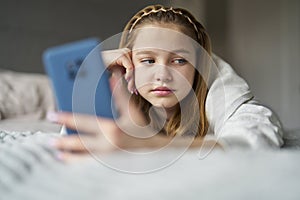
[132,25,197,110]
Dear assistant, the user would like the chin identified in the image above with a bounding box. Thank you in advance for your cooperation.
[152,101,178,109]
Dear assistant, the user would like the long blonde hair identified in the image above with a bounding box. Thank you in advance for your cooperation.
[119,5,211,137]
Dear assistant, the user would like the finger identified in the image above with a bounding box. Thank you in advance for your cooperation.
[115,54,134,72]
[48,111,121,142]
[124,68,133,82]
[56,152,91,163]
[47,112,105,136]
[102,48,131,68]
[127,77,136,94]
[110,66,124,79]
[51,134,110,153]
[105,50,134,93]
[105,49,133,72]
[124,51,133,71]
[51,135,89,152]
[123,66,136,93]
[110,75,134,111]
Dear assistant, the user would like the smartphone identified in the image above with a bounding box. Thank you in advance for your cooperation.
[43,38,116,134]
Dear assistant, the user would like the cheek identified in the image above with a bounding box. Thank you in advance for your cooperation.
[173,68,195,99]
[186,66,195,85]
[134,67,152,90]
[176,67,195,87]
[187,70,195,86]
[133,68,152,103]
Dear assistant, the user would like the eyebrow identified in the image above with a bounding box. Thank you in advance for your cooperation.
[134,49,191,56]
[135,50,158,56]
[171,49,191,54]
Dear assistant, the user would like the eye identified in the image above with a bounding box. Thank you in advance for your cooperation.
[140,58,155,65]
[172,58,187,65]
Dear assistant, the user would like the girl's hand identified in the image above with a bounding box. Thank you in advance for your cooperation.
[102,48,145,125]
[48,112,125,161]
[101,48,136,94]
[47,112,156,162]
[48,109,145,163]
[47,111,221,162]
[47,52,147,161]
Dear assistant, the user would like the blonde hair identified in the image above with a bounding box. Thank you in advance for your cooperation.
[120,5,211,137]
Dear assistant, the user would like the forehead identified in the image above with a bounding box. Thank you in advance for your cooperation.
[132,26,198,53]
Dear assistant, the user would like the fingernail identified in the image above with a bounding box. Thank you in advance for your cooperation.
[47,111,59,122]
[134,89,138,95]
[56,152,64,161]
[48,138,58,147]
[125,76,131,82]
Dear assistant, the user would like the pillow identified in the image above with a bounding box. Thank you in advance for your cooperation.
[0,69,55,120]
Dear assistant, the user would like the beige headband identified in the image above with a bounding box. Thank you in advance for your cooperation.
[128,7,200,40]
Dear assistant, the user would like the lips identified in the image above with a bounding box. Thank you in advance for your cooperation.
[151,86,174,96]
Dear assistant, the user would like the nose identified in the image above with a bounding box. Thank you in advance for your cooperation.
[154,65,172,82]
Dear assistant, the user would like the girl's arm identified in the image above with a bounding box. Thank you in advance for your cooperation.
[207,55,284,149]
[215,99,284,149]
[47,112,221,162]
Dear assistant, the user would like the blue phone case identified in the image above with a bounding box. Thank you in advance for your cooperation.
[43,38,116,134]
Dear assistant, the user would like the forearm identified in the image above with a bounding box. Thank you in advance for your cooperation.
[121,133,221,150]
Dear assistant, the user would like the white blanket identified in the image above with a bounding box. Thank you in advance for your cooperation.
[0,130,299,200]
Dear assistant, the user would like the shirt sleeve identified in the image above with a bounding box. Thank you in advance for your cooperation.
[205,55,284,149]
[216,99,284,149]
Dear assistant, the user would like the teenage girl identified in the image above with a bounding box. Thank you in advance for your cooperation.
[47,5,283,160]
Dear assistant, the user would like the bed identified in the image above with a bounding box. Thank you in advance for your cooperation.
[1,69,300,200]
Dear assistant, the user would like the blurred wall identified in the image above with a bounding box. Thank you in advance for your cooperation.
[0,0,167,73]
[225,0,300,131]
[171,0,207,26]
[173,0,300,130]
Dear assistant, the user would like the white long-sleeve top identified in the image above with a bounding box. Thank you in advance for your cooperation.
[205,55,284,149]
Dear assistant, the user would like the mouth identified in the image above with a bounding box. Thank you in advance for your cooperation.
[151,86,175,96]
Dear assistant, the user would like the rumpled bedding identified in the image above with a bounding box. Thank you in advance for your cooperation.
[0,69,55,120]
[0,129,300,200]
